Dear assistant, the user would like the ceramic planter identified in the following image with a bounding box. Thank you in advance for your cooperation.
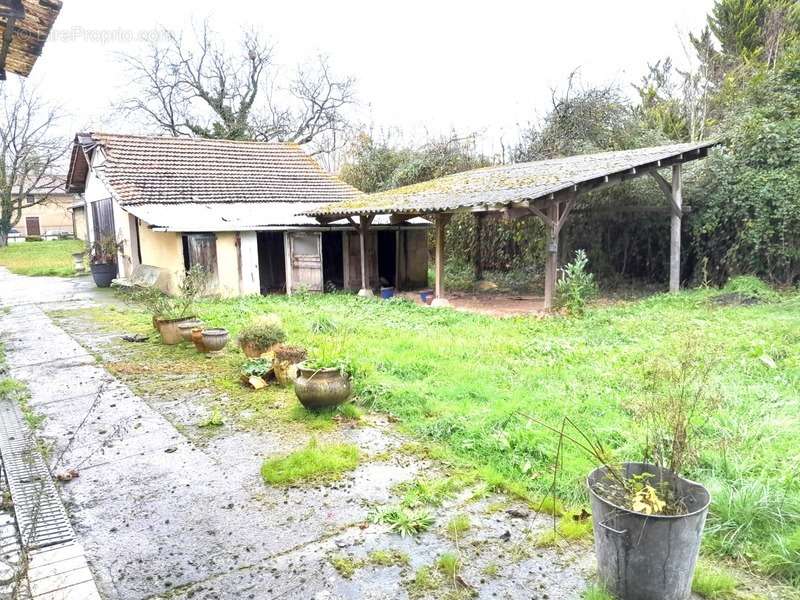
[178,320,203,342]
[201,328,229,353]
[588,462,710,600]
[90,262,117,288]
[158,316,198,345]
[294,362,352,409]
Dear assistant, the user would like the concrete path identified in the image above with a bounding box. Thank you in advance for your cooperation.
[0,268,594,600]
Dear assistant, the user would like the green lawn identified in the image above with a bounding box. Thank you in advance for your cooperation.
[0,239,85,276]
[93,287,800,586]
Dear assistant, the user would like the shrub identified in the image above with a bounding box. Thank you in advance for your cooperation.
[720,275,779,303]
[556,249,598,316]
[24,235,43,242]
[239,314,286,349]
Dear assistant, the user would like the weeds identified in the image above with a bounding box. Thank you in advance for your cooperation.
[445,514,471,540]
[556,249,598,316]
[368,549,410,567]
[582,584,615,600]
[371,506,435,537]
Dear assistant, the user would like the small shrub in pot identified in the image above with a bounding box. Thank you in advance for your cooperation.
[238,314,286,358]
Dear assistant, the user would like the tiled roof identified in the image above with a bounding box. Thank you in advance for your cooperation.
[68,133,362,206]
[305,141,717,217]
[0,0,62,79]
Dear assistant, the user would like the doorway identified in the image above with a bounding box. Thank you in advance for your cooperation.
[321,232,344,291]
[377,230,397,287]
[25,217,40,237]
[256,232,286,293]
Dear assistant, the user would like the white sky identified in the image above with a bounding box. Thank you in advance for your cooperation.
[24,0,713,160]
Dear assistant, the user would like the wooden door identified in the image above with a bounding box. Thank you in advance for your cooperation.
[25,217,40,236]
[289,232,323,292]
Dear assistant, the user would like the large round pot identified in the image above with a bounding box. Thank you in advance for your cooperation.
[178,320,203,342]
[587,462,710,600]
[201,328,229,353]
[158,316,198,345]
[293,362,352,409]
[90,262,117,288]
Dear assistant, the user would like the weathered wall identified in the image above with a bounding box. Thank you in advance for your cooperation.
[16,195,75,236]
[137,225,183,295]
[215,232,240,297]
[72,206,88,241]
[239,232,260,295]
[401,229,429,289]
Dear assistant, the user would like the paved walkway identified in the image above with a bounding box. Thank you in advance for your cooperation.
[0,268,593,600]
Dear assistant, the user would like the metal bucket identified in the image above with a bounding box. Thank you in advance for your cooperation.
[587,462,710,600]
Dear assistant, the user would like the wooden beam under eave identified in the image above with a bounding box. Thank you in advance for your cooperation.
[357,215,375,297]
[669,164,683,293]
[431,213,451,307]
[389,213,418,224]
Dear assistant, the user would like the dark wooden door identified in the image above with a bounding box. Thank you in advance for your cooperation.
[25,217,40,236]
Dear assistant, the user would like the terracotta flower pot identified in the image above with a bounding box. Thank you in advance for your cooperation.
[191,327,206,352]
[294,362,352,409]
[202,328,229,353]
[239,340,278,359]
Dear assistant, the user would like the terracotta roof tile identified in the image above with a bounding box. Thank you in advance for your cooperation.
[76,133,362,206]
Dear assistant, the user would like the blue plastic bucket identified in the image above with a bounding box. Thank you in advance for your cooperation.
[381,287,395,299]
[419,290,433,303]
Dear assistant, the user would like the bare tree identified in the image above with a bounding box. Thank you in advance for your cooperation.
[118,20,355,154]
[0,84,68,246]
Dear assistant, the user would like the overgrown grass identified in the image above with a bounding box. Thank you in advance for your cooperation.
[71,286,800,586]
[260,439,359,485]
[0,239,84,276]
[582,584,615,600]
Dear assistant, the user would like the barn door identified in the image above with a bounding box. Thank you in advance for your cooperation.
[289,232,323,292]
[25,217,40,237]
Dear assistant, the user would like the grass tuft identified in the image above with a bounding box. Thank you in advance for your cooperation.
[445,514,471,539]
[368,549,410,567]
[582,584,615,600]
[260,439,359,485]
[371,506,435,537]
[692,561,738,598]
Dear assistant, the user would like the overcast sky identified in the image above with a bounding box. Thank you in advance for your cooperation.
[24,0,714,159]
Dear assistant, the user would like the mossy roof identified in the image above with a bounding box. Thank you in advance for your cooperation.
[305,141,717,217]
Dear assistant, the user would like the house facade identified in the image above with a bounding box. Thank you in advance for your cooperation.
[10,180,76,241]
[65,133,428,296]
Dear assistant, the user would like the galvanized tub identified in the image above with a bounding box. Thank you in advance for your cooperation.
[587,462,710,600]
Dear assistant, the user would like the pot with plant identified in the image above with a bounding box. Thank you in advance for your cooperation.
[238,314,286,358]
[89,235,121,287]
[294,341,353,409]
[154,266,208,345]
[272,344,307,386]
[528,343,715,600]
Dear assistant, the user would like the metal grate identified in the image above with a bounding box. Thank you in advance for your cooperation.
[0,401,75,549]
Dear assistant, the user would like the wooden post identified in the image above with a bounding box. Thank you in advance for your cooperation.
[358,215,373,297]
[431,213,450,307]
[473,213,484,281]
[543,203,559,310]
[670,164,682,293]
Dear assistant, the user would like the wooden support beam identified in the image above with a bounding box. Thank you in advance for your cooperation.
[357,215,374,297]
[431,213,451,307]
[473,212,484,281]
[389,213,418,224]
[543,203,559,311]
[670,164,682,293]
